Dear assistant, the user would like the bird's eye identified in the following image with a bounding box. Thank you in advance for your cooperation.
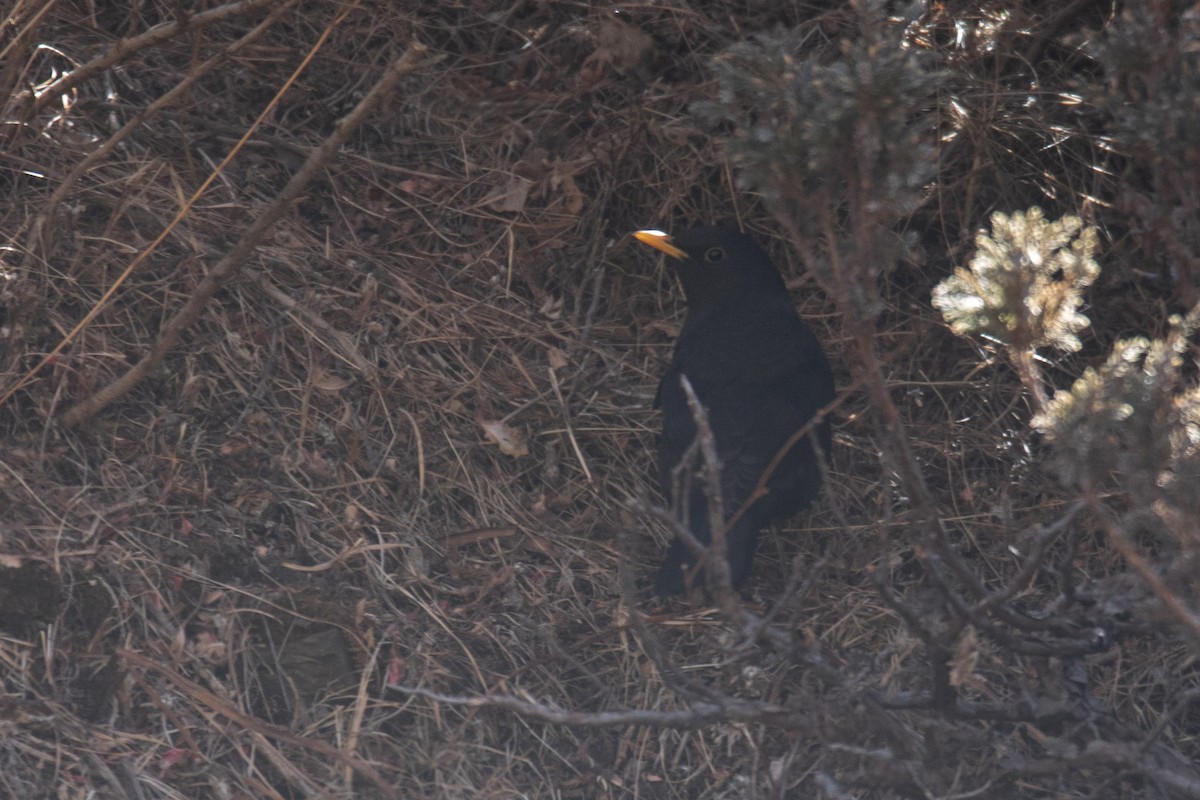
[704,247,725,264]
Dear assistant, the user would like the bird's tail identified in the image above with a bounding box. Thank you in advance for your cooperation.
[653,504,764,595]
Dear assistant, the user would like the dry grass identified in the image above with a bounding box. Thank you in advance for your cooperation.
[1,1,1197,798]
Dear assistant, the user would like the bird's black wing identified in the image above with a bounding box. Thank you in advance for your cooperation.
[654,300,832,592]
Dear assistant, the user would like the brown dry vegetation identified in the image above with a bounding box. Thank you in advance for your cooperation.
[2,1,1199,798]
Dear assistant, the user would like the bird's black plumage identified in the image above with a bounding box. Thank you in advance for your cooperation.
[636,226,834,595]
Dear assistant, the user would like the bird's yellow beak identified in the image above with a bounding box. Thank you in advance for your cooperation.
[634,229,688,260]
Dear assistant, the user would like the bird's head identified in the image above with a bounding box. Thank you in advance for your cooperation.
[633,226,788,305]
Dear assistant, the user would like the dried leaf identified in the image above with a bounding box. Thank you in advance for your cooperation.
[484,175,534,213]
[311,369,352,392]
[948,626,979,687]
[476,410,529,457]
[580,16,652,86]
[540,296,563,320]
[550,158,588,216]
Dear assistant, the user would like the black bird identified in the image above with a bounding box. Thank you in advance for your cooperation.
[634,226,834,595]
